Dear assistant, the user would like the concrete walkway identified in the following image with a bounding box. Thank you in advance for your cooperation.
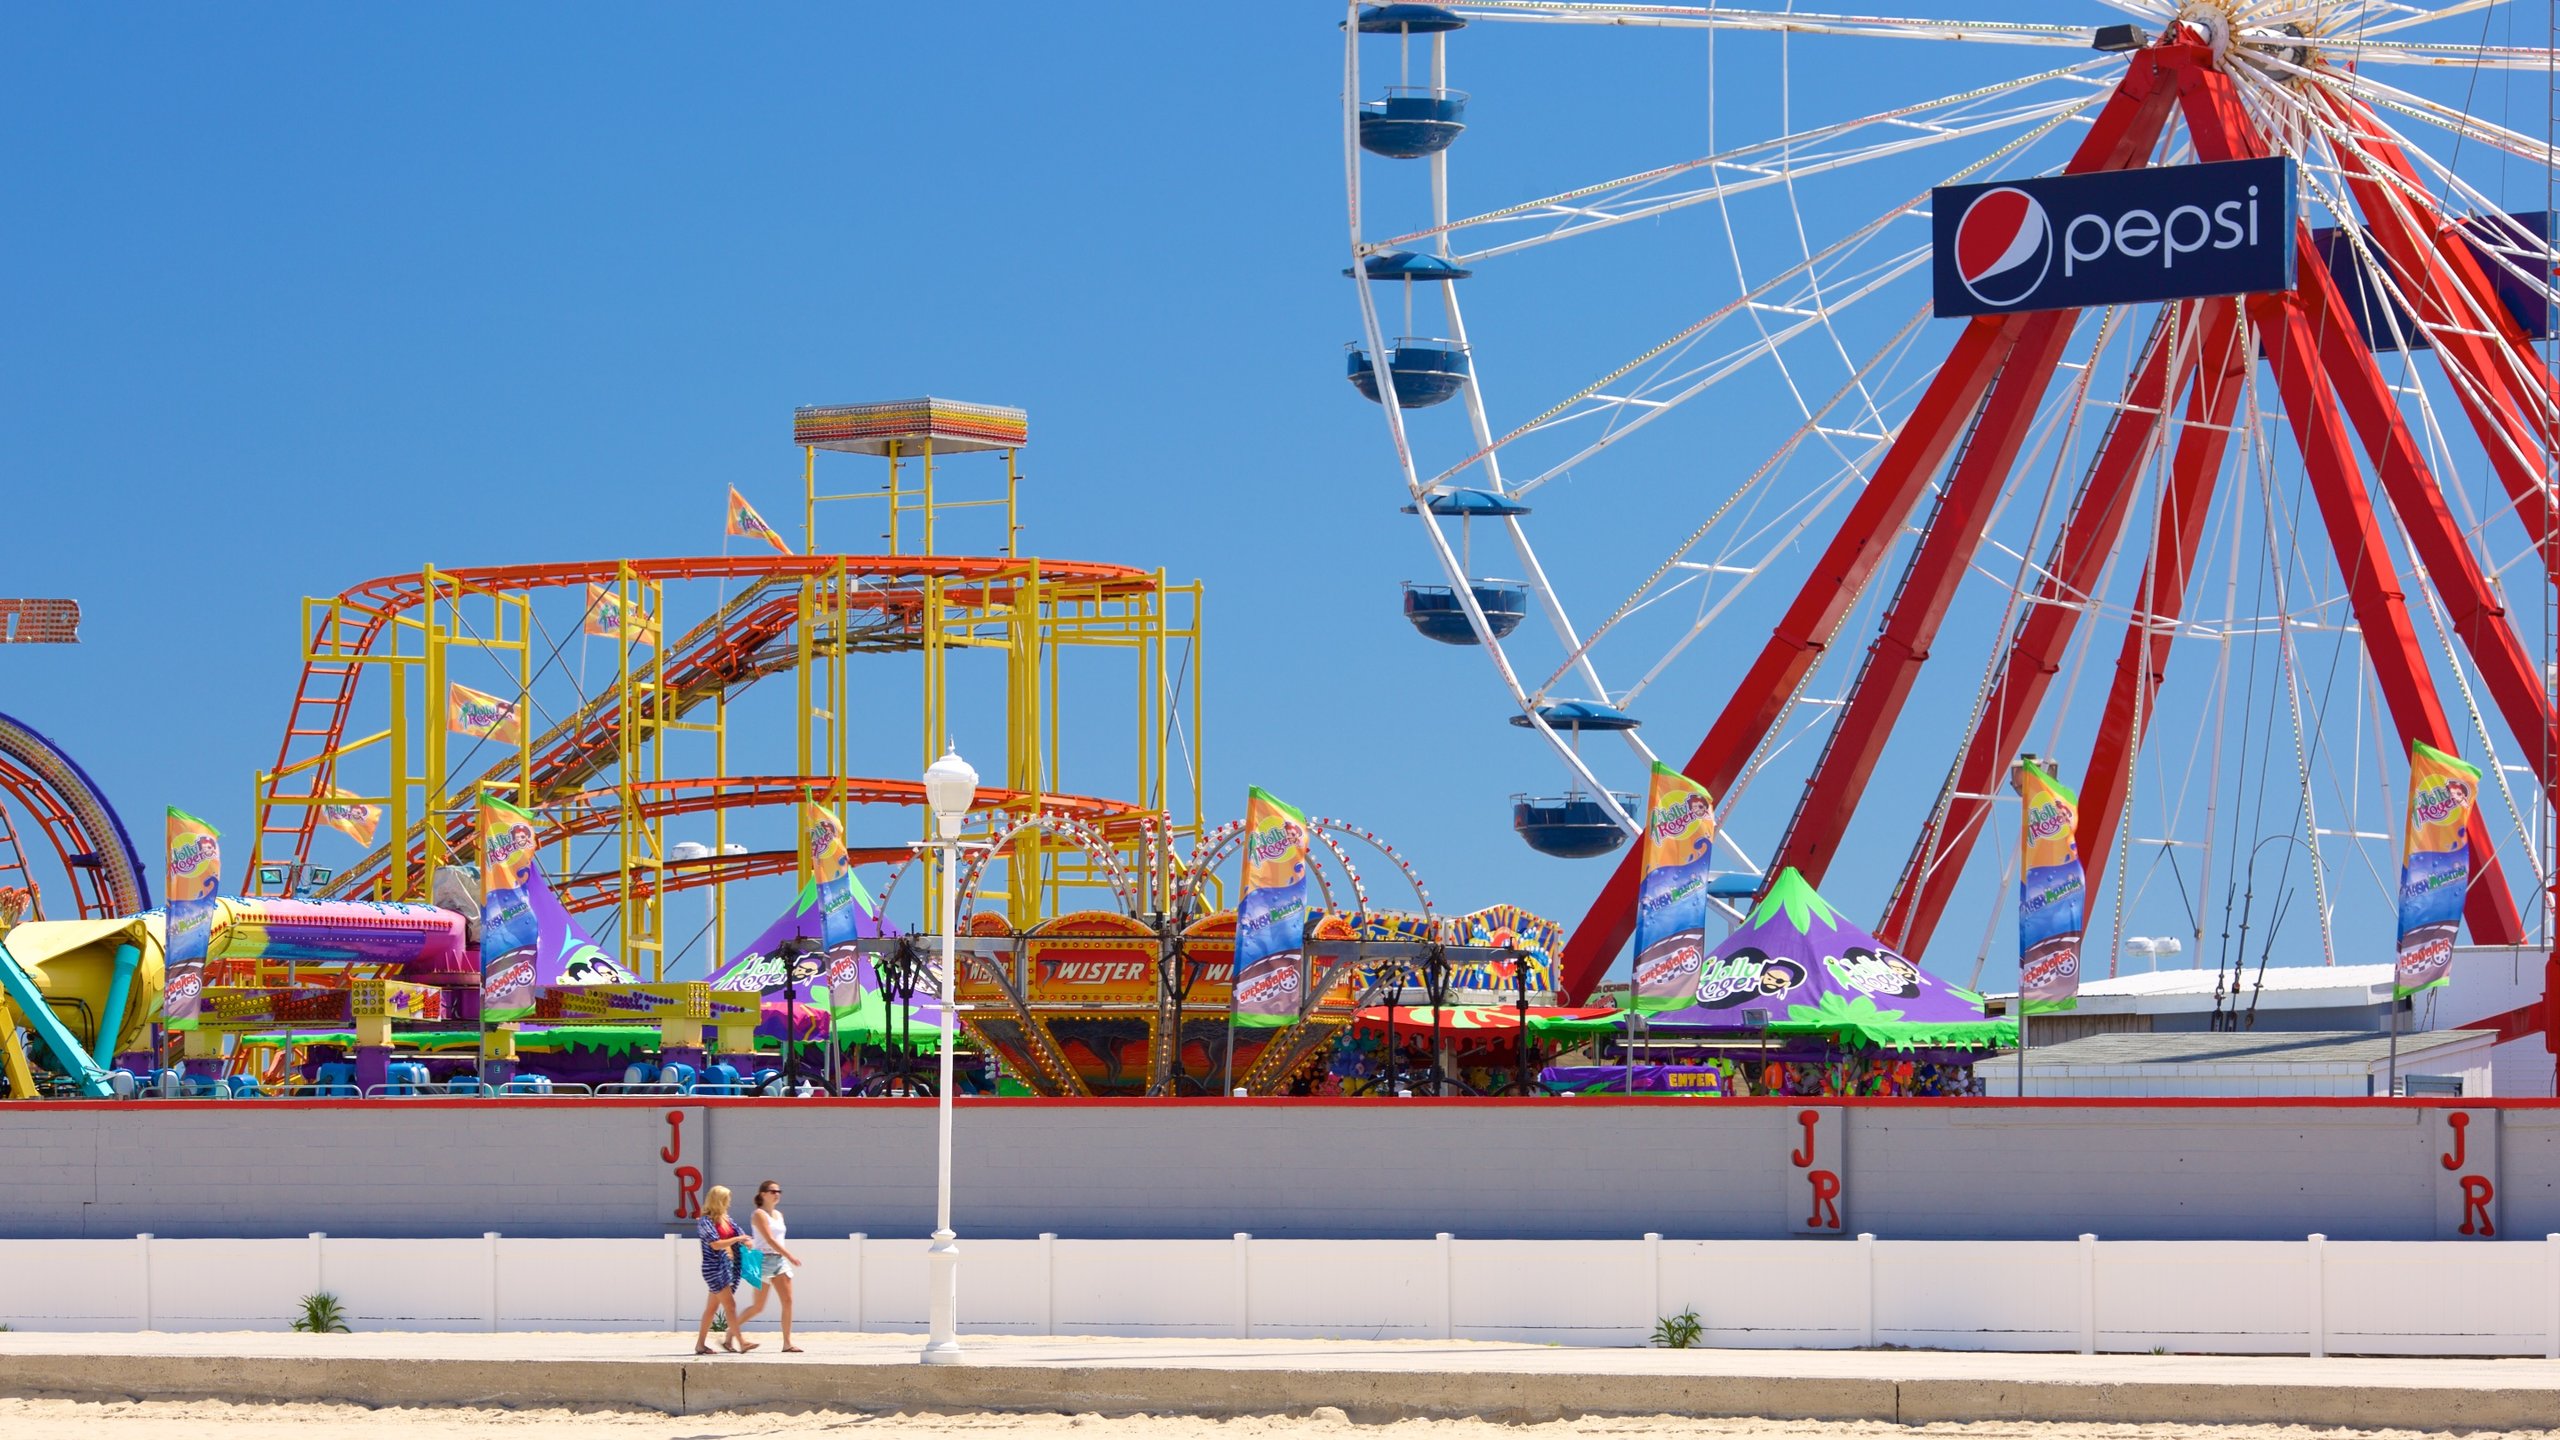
[3,1331,2558,1427]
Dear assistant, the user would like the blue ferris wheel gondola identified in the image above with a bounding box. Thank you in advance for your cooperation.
[1352,4,1466,34]
[1402,581,1528,644]
[1346,251,1474,283]
[1512,794,1637,859]
[1347,338,1470,407]
[1359,87,1467,159]
[1508,699,1641,734]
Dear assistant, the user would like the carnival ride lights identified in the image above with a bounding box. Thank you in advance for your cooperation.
[241,398,1205,1004]
[1343,3,2560,1065]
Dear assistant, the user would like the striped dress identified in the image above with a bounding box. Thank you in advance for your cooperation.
[697,1214,739,1291]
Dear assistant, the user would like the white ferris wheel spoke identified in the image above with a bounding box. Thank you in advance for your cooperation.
[1364,63,2110,263]
[1437,92,2097,493]
[1448,2,2127,46]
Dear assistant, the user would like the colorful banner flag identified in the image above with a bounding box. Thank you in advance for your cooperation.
[478,793,542,1019]
[2395,740,2479,998]
[727,486,794,556]
[807,801,856,946]
[316,793,381,848]
[2016,764,2086,1015]
[163,808,220,1029]
[1232,787,1311,1026]
[446,682,524,745]
[584,583,661,650]
[1632,763,1716,1012]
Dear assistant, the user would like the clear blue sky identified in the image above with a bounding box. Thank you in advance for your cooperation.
[4,3,2548,987]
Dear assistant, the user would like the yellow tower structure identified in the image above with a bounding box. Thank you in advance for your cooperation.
[246,399,1202,971]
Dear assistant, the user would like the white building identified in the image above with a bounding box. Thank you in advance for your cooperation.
[1974,1028,2495,1098]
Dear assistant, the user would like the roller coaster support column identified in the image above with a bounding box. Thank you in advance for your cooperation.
[1555,51,2182,999]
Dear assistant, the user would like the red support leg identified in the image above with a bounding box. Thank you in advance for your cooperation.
[1883,301,2240,957]
[1554,53,2186,1001]
[2320,93,2560,590]
[2067,305,2250,892]
[1769,305,2083,888]
[2172,65,2526,943]
[2250,290,2527,945]
[2293,226,2560,798]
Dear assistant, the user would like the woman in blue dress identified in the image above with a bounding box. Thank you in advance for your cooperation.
[692,1184,754,1354]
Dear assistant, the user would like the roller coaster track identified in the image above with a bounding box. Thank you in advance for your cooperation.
[0,710,147,920]
[527,775,1146,913]
[252,555,1156,895]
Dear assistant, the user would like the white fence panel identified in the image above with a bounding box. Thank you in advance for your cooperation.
[1248,1240,1440,1339]
[326,1238,487,1330]
[2323,1241,2549,1356]
[2,1233,2556,1356]
[1876,1240,2082,1351]
[0,1238,143,1329]
[857,1236,927,1332]
[954,1239,1050,1334]
[1052,1239,1232,1336]
[495,1238,666,1329]
[148,1239,319,1331]
[1662,1239,1867,1347]
[1452,1239,1649,1344]
[2097,1241,2310,1353]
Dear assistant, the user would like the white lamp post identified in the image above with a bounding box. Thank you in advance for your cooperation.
[919,745,979,1365]
[2124,936,2184,973]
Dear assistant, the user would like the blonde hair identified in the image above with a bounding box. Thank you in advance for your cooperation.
[703,1185,732,1221]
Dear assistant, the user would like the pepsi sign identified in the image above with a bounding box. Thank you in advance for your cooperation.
[1933,157,2297,318]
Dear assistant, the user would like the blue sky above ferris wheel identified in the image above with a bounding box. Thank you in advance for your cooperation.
[4,2,2557,988]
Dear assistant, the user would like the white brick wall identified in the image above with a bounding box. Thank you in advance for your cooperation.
[4,1099,2555,1243]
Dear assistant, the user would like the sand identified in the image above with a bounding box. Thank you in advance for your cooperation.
[1,1398,2543,1439]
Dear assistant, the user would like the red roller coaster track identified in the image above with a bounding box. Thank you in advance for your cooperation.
[252,554,1158,896]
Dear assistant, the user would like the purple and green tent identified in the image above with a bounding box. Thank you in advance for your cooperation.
[1637,868,2014,1051]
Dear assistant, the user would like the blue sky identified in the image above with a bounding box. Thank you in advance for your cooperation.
[5,3,2552,987]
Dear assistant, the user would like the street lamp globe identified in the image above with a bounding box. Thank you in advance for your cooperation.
[669,841,712,862]
[924,748,979,838]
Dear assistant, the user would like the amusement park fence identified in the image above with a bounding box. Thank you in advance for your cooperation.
[2,1230,2558,1357]
[6,1097,2559,1243]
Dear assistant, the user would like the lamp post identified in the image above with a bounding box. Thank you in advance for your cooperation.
[2124,936,2183,973]
[919,746,978,1365]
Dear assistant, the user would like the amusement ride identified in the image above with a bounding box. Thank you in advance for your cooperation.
[1343,1,2560,1039]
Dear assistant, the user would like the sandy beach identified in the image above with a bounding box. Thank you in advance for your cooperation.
[0,1399,2534,1440]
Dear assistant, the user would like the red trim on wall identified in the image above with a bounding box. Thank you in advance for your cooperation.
[7,1094,2558,1113]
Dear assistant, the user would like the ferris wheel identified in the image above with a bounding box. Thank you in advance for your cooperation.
[1342,1,2560,1001]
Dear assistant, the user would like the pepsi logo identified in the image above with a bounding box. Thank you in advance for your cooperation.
[1953,187,2051,308]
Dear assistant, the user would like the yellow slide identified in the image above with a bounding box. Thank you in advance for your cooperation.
[0,914,163,1098]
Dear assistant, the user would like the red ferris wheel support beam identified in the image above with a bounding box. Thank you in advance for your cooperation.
[1553,50,2186,1001]
[1882,300,2240,958]
[2175,66,2531,946]
[2295,229,2560,800]
[2061,303,2248,911]
[2248,285,2525,944]
[2318,92,2560,591]
[1769,303,2090,887]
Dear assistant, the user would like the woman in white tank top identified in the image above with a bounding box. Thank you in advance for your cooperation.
[735,1180,804,1351]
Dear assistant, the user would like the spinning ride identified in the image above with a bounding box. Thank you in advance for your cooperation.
[1344,3,2560,1046]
